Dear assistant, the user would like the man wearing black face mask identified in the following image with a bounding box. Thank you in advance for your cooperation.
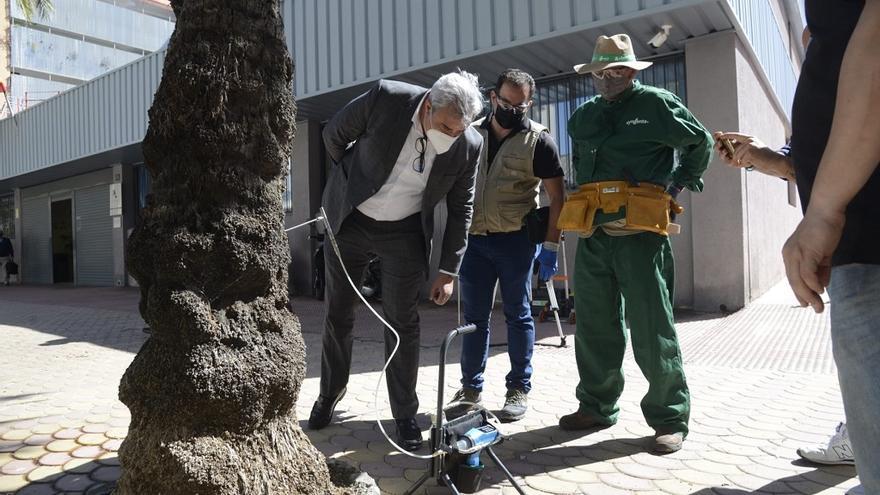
[447,69,565,423]
[559,34,712,454]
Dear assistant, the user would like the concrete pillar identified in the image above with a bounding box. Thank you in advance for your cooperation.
[111,164,125,287]
[685,32,748,312]
[287,120,326,296]
[734,38,802,300]
[12,188,21,266]
[121,163,138,287]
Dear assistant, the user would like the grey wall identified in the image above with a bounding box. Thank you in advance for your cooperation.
[0,50,163,181]
[735,40,802,301]
[686,32,748,312]
[684,31,800,311]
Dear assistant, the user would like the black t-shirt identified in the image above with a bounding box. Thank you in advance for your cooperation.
[481,115,565,179]
[791,0,879,266]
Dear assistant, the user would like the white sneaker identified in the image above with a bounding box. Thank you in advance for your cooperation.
[796,422,856,466]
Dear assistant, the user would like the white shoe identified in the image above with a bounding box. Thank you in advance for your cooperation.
[796,422,856,466]
[846,485,864,495]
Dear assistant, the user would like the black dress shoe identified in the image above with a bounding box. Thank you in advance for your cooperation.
[395,417,423,451]
[308,388,346,430]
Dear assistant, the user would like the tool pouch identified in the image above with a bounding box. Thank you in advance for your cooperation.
[624,186,684,236]
[558,182,685,236]
[557,189,597,233]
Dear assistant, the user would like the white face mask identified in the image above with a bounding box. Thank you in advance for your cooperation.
[424,106,459,154]
[426,128,457,154]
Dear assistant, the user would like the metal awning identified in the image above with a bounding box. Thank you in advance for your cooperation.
[296,1,734,121]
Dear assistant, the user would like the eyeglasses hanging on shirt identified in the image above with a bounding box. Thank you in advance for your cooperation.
[412,135,427,174]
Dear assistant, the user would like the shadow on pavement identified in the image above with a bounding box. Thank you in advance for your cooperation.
[689,464,856,494]
[11,459,117,495]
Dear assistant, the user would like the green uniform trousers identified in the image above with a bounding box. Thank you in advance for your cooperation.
[573,229,690,435]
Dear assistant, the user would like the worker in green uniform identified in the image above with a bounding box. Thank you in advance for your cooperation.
[558,34,713,454]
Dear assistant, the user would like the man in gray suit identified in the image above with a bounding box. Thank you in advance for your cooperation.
[308,71,484,451]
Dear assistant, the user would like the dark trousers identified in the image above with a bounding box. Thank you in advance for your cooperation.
[459,230,538,393]
[320,209,426,419]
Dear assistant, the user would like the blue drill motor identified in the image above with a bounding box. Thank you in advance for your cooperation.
[454,423,500,466]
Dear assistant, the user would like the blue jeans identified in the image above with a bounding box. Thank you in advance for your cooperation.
[459,230,538,393]
[830,264,880,493]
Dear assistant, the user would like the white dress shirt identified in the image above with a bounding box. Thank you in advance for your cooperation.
[357,94,439,221]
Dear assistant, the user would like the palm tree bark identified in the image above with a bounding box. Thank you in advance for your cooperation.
[117,0,332,493]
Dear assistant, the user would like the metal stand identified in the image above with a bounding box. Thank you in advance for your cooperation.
[404,324,526,495]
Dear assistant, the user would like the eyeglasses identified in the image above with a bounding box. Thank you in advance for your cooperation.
[412,135,427,173]
[592,67,629,80]
[496,94,530,114]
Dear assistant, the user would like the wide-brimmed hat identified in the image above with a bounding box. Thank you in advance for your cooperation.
[574,34,653,74]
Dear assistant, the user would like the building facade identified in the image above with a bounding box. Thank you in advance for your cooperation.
[0,0,805,312]
[1,0,174,114]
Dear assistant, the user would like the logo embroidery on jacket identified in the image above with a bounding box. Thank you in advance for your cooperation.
[626,118,650,126]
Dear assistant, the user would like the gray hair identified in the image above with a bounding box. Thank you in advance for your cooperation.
[429,70,483,124]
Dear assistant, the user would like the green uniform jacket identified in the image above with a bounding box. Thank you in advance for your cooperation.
[568,80,713,198]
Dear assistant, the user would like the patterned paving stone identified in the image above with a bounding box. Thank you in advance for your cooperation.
[614,461,672,481]
[53,472,95,491]
[523,474,579,494]
[23,435,53,447]
[0,474,29,492]
[15,483,60,495]
[26,464,65,483]
[105,428,128,440]
[0,284,863,494]
[670,469,728,486]
[38,452,72,466]
[82,424,110,434]
[52,428,82,440]
[71,445,104,459]
[0,459,37,475]
[45,439,78,453]
[76,433,107,446]
[62,457,94,474]
[12,446,47,460]
[1,430,30,441]
[578,482,636,495]
[91,465,122,482]
[545,467,599,484]
[97,451,120,465]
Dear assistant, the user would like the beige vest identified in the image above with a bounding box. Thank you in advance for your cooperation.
[470,118,548,235]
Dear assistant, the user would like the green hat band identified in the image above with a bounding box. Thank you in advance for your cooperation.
[592,53,636,63]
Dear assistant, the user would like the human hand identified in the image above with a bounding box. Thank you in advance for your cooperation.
[430,273,455,305]
[782,207,845,313]
[713,132,767,169]
[536,244,558,282]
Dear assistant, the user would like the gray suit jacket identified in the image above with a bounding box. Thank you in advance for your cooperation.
[321,79,483,275]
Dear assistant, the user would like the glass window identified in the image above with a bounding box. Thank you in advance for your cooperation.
[0,195,15,239]
[12,0,175,52]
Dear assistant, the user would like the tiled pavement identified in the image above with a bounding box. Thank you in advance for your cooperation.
[0,282,859,494]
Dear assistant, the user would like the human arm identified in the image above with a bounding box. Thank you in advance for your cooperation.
[661,95,714,192]
[437,141,480,277]
[321,82,382,163]
[783,0,880,312]
[713,131,796,181]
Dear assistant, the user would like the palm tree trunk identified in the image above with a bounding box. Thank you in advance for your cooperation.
[117,0,332,493]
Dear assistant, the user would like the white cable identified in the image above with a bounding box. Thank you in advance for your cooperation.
[457,277,461,326]
[293,211,506,459]
[284,217,323,232]
[317,210,441,460]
